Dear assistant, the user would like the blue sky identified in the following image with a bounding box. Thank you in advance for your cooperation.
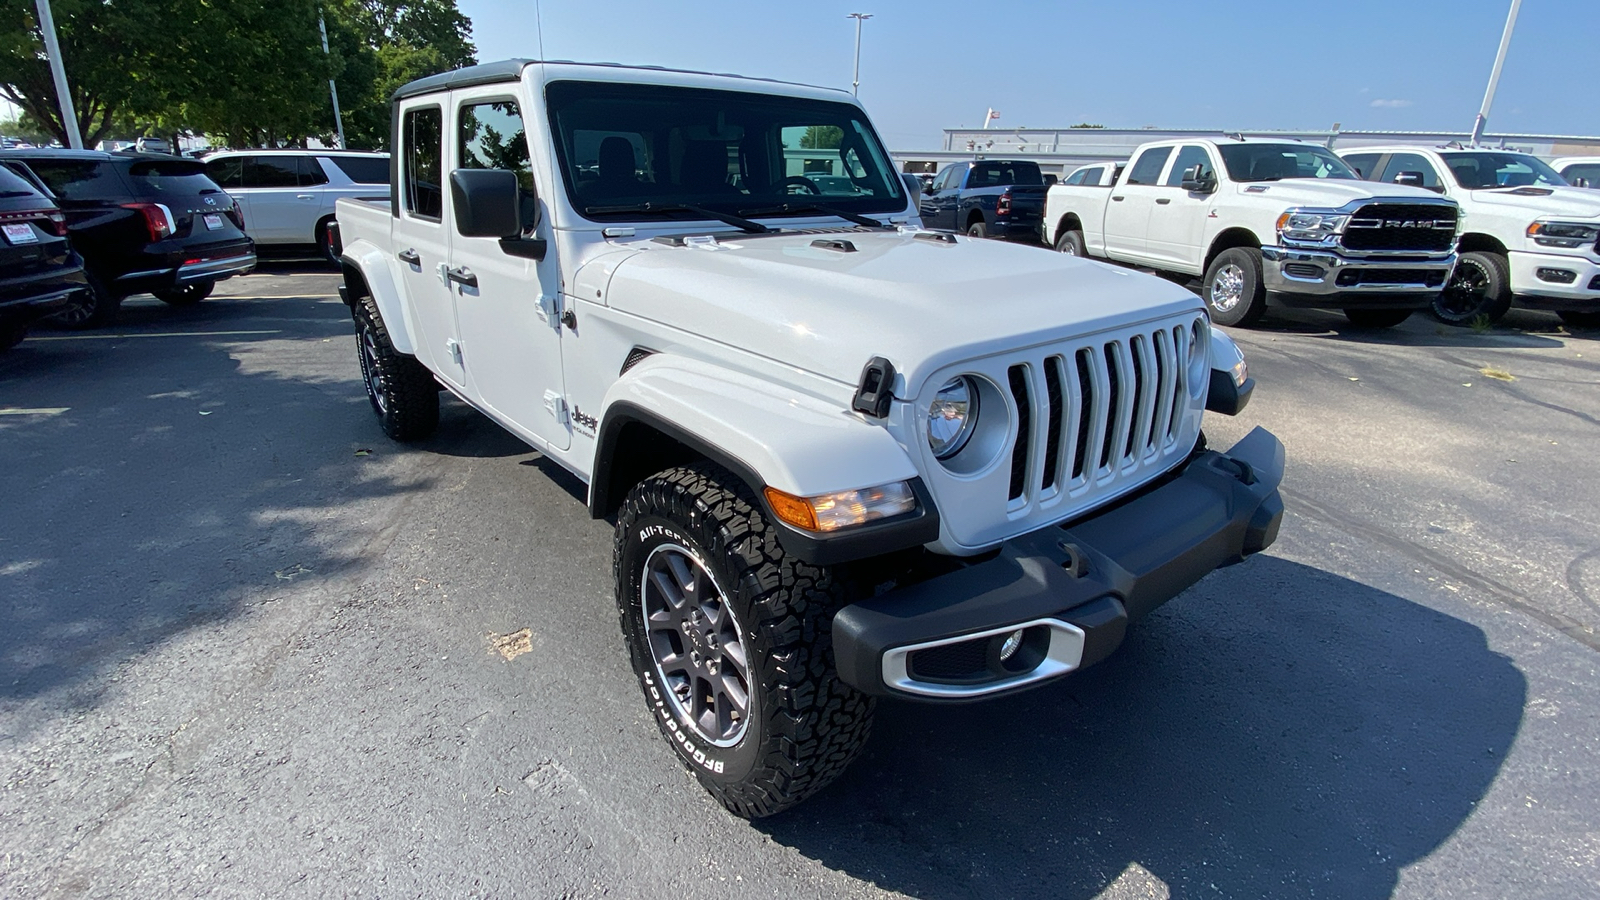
[463,0,1594,150]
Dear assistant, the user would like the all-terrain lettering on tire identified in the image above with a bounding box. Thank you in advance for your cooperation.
[615,463,874,818]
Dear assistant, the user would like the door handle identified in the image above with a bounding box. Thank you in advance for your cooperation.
[1111,195,1125,201]
[447,266,478,288]
[296,194,315,200]
[1155,198,1171,205]
[397,248,420,265]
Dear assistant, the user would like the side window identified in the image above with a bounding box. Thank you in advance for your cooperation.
[1560,163,1600,186]
[1065,169,1086,186]
[1082,167,1104,185]
[1343,153,1381,180]
[1378,153,1443,191]
[205,156,245,188]
[403,106,444,220]
[297,156,329,187]
[459,99,536,233]
[1164,145,1215,187]
[243,156,300,188]
[1125,147,1172,186]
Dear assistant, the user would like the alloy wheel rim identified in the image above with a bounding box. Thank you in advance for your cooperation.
[360,328,387,414]
[1439,259,1490,316]
[1211,264,1246,312]
[1058,237,1078,256]
[640,543,752,747]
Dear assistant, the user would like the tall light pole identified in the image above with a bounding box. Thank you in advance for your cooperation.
[847,13,872,96]
[33,0,82,149]
[1470,0,1522,146]
[318,8,346,148]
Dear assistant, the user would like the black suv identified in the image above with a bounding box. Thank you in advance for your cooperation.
[0,163,85,350]
[0,150,255,328]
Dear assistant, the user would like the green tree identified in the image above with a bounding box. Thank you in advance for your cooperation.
[798,125,843,149]
[332,0,476,149]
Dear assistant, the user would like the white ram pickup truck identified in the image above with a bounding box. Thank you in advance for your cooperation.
[1340,146,1600,327]
[335,59,1285,817]
[1043,138,1462,329]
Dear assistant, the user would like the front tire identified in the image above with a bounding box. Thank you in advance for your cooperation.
[1343,308,1413,329]
[1054,229,1085,256]
[615,463,874,818]
[1203,247,1267,327]
[1433,251,1512,325]
[154,281,214,306]
[353,295,439,441]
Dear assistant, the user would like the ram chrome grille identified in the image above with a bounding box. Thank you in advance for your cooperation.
[1003,316,1204,510]
[1341,203,1457,253]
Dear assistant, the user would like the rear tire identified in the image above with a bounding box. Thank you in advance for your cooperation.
[50,270,121,330]
[1202,247,1267,327]
[615,462,874,818]
[1432,251,1512,325]
[967,220,988,238]
[353,295,439,442]
[1557,310,1600,328]
[1054,229,1085,256]
[1343,308,1413,328]
[154,281,214,306]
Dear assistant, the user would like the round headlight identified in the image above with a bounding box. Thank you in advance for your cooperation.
[928,376,979,459]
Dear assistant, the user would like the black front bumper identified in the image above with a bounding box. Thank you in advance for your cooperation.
[833,428,1285,700]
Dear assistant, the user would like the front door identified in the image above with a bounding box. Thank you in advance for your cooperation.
[447,89,570,451]
[1145,144,1217,271]
[393,99,465,387]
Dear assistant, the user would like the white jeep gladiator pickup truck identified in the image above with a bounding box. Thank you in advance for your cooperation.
[1044,138,1462,329]
[335,59,1285,817]
[1340,146,1600,327]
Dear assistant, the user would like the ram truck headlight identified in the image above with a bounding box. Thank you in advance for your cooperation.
[1527,220,1600,249]
[763,482,917,533]
[1276,209,1349,244]
[928,375,980,460]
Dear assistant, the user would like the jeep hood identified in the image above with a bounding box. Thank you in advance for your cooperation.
[1230,178,1447,208]
[595,230,1203,392]
[1465,186,1600,220]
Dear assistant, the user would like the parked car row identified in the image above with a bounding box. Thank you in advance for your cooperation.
[1029,138,1600,329]
[201,150,390,260]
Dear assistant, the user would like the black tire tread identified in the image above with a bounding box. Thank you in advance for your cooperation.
[354,295,439,442]
[615,462,874,818]
[1433,251,1512,325]
[1203,247,1268,328]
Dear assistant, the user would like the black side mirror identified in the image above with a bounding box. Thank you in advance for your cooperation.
[1393,171,1425,187]
[900,172,923,204]
[1180,165,1216,193]
[451,168,524,237]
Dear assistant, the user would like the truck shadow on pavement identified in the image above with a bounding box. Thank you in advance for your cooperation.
[763,555,1525,900]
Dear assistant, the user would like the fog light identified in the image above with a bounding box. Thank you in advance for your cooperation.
[998,629,1025,661]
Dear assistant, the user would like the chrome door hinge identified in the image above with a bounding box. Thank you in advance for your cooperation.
[543,390,568,424]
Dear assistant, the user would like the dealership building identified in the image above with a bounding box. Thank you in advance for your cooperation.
[892,126,1600,178]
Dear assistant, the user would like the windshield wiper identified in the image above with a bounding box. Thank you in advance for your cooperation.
[584,202,769,234]
[738,203,888,229]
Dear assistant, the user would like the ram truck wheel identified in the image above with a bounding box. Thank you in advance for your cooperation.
[1054,229,1085,256]
[967,220,987,238]
[1203,247,1267,327]
[353,295,439,442]
[1343,308,1413,329]
[615,462,874,818]
[1432,251,1512,325]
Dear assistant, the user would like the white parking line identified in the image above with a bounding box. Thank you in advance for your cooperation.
[0,408,69,416]
[26,330,283,341]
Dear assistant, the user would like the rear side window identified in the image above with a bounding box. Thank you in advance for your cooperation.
[243,156,300,188]
[297,156,328,187]
[19,159,129,201]
[0,164,45,199]
[404,107,444,219]
[968,161,1043,187]
[1125,147,1172,185]
[324,155,390,185]
[206,156,245,187]
[124,161,223,199]
[1343,153,1380,180]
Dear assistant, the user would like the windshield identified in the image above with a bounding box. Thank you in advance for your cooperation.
[1441,152,1567,189]
[545,80,904,222]
[1216,143,1359,182]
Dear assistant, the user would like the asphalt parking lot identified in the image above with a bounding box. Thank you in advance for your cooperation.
[3,263,1599,899]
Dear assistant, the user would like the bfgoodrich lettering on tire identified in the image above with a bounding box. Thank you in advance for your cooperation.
[615,462,874,818]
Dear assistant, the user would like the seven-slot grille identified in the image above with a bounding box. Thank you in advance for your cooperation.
[1340,203,1458,253]
[1003,316,1205,507]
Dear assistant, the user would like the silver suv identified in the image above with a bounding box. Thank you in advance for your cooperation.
[204,150,389,260]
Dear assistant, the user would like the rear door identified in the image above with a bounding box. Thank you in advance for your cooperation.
[237,155,322,241]
[447,89,569,450]
[1104,145,1170,260]
[394,99,465,386]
